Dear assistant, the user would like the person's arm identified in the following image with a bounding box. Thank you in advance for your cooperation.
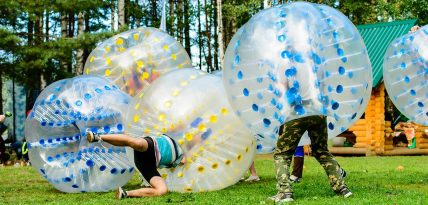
[0,115,5,123]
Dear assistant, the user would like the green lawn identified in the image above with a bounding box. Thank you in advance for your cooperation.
[1,155,427,205]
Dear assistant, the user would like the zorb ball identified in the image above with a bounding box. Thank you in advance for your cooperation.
[84,27,192,96]
[125,68,256,192]
[25,76,134,193]
[384,25,428,125]
[223,2,372,144]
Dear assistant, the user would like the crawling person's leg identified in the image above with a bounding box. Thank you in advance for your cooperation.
[125,177,168,197]
[86,131,148,152]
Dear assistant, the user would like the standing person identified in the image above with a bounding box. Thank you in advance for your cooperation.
[0,114,10,165]
[86,131,184,199]
[268,116,352,203]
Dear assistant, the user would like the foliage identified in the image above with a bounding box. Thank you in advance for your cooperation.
[0,156,427,204]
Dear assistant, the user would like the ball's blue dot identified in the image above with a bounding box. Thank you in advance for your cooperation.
[40,169,45,175]
[337,48,344,57]
[279,10,287,17]
[332,101,340,110]
[72,184,79,188]
[257,93,263,100]
[75,100,82,106]
[328,122,335,130]
[293,53,304,63]
[351,113,357,120]
[294,105,305,115]
[404,76,410,83]
[327,85,333,93]
[252,104,259,112]
[360,98,364,105]
[271,98,277,106]
[234,55,240,65]
[64,177,72,182]
[338,66,346,75]
[410,89,416,96]
[325,71,331,77]
[121,168,126,174]
[54,110,60,114]
[95,88,103,93]
[351,88,357,94]
[129,167,134,173]
[256,77,263,83]
[84,93,92,100]
[336,85,344,93]
[348,72,354,79]
[418,102,424,107]
[55,154,61,159]
[41,121,47,126]
[400,62,406,69]
[243,88,249,96]
[48,138,53,143]
[237,70,243,79]
[312,53,321,65]
[104,85,111,90]
[110,168,118,174]
[104,126,110,133]
[341,57,348,63]
[257,144,262,150]
[47,156,53,162]
[86,160,95,167]
[39,139,45,145]
[117,123,123,131]
[281,50,293,59]
[263,118,271,127]
[48,122,54,126]
[277,35,286,42]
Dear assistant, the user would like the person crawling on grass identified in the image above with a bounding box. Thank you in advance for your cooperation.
[86,130,184,199]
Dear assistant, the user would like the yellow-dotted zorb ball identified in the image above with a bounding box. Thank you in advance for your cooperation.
[84,27,191,96]
[125,68,256,192]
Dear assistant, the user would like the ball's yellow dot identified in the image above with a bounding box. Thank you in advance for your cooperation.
[163,44,169,51]
[221,108,228,115]
[134,103,140,110]
[105,58,111,66]
[190,75,197,79]
[178,139,185,145]
[138,92,145,99]
[116,38,124,45]
[133,34,139,41]
[197,166,205,173]
[185,187,192,192]
[209,115,217,123]
[158,114,166,122]
[144,128,151,134]
[225,159,231,165]
[171,54,177,60]
[164,100,172,108]
[185,133,193,141]
[144,31,150,37]
[161,127,167,133]
[121,70,125,76]
[133,114,139,122]
[211,163,218,169]
[118,47,125,52]
[198,123,206,131]
[180,81,188,86]
[105,69,111,76]
[85,69,90,74]
[142,72,150,79]
[136,60,144,68]
[178,64,184,69]
[245,147,249,153]
[161,173,168,179]
[104,46,110,53]
[172,90,180,96]
[178,172,183,177]
[237,154,242,161]
[89,56,95,62]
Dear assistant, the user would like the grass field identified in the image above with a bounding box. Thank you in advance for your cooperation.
[1,155,427,205]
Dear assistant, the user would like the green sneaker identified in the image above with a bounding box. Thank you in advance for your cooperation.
[263,192,293,204]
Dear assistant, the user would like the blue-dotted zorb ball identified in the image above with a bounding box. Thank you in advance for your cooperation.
[25,76,134,193]
[223,2,372,144]
[384,25,428,125]
[125,68,256,192]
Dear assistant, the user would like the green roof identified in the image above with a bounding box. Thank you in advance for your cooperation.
[357,19,418,87]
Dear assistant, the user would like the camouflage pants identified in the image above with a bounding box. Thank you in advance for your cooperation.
[273,115,346,194]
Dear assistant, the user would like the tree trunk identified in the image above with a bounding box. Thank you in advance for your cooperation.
[135,0,141,27]
[76,12,85,75]
[45,11,49,41]
[213,0,219,71]
[184,0,191,59]
[0,73,3,113]
[217,0,224,70]
[151,0,158,27]
[61,12,68,73]
[35,13,44,89]
[111,1,115,30]
[118,0,125,28]
[204,0,213,72]
[83,14,90,70]
[67,12,74,73]
[168,0,174,35]
[125,0,130,26]
[176,0,183,43]
[197,0,202,70]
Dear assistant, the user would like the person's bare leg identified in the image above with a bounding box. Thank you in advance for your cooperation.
[249,162,258,176]
[126,177,168,197]
[98,134,148,152]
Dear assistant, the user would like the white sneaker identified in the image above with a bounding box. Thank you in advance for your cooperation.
[115,187,127,200]
[245,175,260,182]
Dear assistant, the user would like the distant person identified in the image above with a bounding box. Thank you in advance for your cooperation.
[0,114,10,164]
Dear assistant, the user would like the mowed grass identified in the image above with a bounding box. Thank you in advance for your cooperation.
[1,155,427,205]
